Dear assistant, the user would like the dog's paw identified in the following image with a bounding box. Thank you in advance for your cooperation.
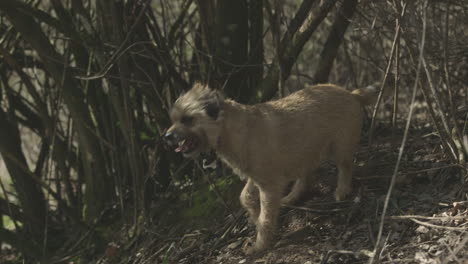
[280,195,296,206]
[247,216,258,226]
[242,239,255,255]
[243,245,256,255]
[242,238,268,256]
[243,244,266,256]
[334,187,352,201]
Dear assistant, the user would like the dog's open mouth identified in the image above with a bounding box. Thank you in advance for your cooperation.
[175,137,198,154]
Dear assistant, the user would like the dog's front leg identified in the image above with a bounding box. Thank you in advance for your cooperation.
[240,178,260,224]
[245,184,281,254]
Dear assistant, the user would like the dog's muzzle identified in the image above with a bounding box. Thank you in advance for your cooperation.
[163,130,179,147]
[163,129,198,154]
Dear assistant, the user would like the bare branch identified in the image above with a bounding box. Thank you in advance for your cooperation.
[313,0,358,83]
[369,1,428,262]
[260,0,339,101]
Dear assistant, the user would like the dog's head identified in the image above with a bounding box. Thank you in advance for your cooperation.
[164,83,224,158]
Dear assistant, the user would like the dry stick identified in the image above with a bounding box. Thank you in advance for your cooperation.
[264,0,285,98]
[391,21,400,146]
[409,218,466,231]
[211,211,245,251]
[75,0,152,80]
[387,215,468,220]
[283,204,348,214]
[442,232,468,264]
[144,243,170,264]
[441,241,462,264]
[368,1,428,263]
[421,57,458,163]
[368,4,404,145]
[130,46,170,110]
[401,164,465,175]
[442,0,466,164]
[381,260,414,264]
[194,162,235,217]
[342,39,359,89]
[416,80,457,165]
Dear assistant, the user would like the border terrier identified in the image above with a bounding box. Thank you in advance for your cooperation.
[165,83,376,254]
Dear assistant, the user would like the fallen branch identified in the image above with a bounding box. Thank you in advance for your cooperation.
[409,218,467,231]
[283,204,349,214]
[442,232,468,264]
[387,215,468,221]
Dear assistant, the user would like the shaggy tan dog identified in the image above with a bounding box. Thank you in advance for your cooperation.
[165,83,376,254]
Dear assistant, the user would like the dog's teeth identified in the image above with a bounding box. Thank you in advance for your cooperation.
[178,139,186,146]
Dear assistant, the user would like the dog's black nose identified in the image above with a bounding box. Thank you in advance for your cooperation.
[164,131,175,144]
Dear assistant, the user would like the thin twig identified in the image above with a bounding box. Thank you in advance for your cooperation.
[402,164,465,175]
[211,210,245,251]
[283,204,349,214]
[442,0,465,164]
[387,215,468,220]
[369,1,428,263]
[409,218,467,231]
[194,162,235,217]
[369,3,406,145]
[421,56,458,163]
[75,0,152,80]
[391,0,401,145]
[442,232,468,264]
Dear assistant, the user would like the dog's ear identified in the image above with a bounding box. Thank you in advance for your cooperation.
[204,90,224,120]
[204,102,220,119]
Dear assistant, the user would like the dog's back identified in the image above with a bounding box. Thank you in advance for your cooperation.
[244,84,364,182]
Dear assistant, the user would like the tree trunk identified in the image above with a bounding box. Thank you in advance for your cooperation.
[247,0,264,102]
[215,0,249,102]
[313,0,358,83]
[259,0,339,101]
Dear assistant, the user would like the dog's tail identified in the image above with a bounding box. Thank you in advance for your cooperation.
[351,83,379,106]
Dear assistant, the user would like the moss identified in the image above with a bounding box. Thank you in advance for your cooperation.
[179,176,238,225]
[2,215,15,230]
[182,187,220,219]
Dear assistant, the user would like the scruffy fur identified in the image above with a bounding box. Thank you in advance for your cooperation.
[166,83,375,254]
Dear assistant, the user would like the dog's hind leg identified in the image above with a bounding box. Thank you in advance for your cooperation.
[331,132,358,201]
[335,158,353,201]
[240,178,260,224]
[334,151,354,201]
[281,179,305,206]
[281,177,307,205]
[281,170,318,205]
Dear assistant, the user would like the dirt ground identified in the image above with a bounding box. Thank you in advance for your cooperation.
[99,123,467,264]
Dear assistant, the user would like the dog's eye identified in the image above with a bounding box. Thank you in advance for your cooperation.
[181,116,194,126]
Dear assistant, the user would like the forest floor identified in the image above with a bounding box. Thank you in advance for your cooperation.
[95,123,467,264]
